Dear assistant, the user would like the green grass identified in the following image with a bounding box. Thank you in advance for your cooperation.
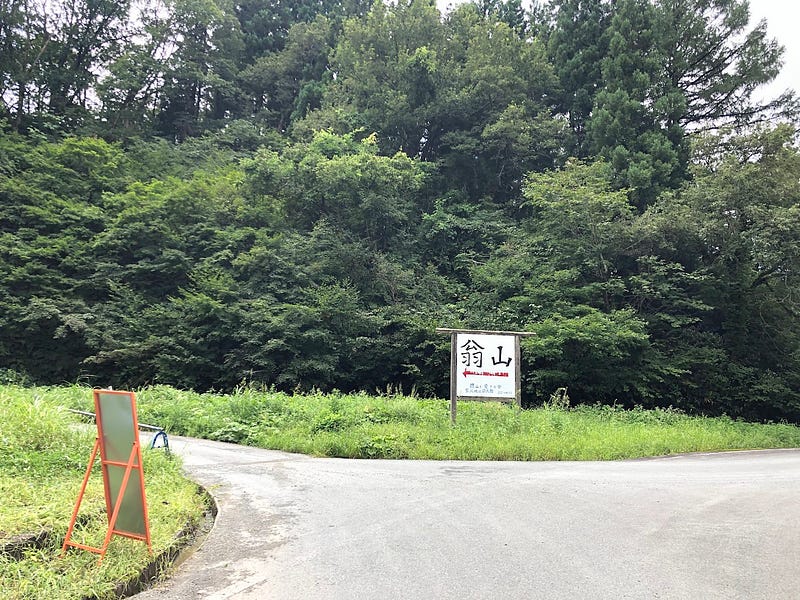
[3,384,798,598]
[0,387,208,600]
[34,383,800,461]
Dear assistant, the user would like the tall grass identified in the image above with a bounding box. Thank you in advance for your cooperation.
[0,386,207,600]
[0,387,102,537]
[35,384,800,461]
[2,384,798,597]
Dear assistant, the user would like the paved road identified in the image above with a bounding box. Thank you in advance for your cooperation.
[137,438,800,600]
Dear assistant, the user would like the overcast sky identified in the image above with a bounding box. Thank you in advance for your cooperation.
[749,0,799,98]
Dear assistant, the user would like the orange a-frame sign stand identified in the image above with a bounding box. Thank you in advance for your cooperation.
[62,390,152,563]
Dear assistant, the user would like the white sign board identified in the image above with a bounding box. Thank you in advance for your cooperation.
[455,333,516,399]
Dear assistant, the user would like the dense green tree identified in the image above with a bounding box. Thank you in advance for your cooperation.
[654,0,790,130]
[324,0,561,202]
[469,0,529,36]
[235,0,369,63]
[588,0,685,204]
[588,0,792,204]
[458,161,705,408]
[92,166,242,299]
[547,0,611,157]
[0,0,39,130]
[674,125,800,418]
[0,134,127,380]
[437,3,562,201]
[243,130,432,253]
[325,0,445,153]
[456,127,800,420]
[239,16,335,130]
[94,2,176,138]
[156,0,245,140]
[0,0,132,130]
[229,130,450,392]
[0,0,798,422]
[461,161,663,404]
[227,0,371,132]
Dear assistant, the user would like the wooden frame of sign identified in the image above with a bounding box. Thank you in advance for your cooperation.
[62,389,152,563]
[436,328,535,424]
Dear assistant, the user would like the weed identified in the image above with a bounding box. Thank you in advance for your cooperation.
[1,386,207,599]
[358,433,409,459]
[311,411,348,433]
[544,387,571,410]
[208,420,253,444]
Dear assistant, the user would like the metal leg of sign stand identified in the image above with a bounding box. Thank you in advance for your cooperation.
[62,441,151,564]
[61,438,101,559]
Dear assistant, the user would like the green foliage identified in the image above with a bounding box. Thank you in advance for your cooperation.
[240,15,336,131]
[0,135,126,381]
[244,130,432,250]
[588,0,685,203]
[548,0,611,156]
[323,0,562,202]
[33,384,800,462]
[0,0,798,422]
[0,0,131,130]
[458,151,800,420]
[525,308,651,404]
[582,0,796,205]
[0,385,205,600]
[671,125,800,417]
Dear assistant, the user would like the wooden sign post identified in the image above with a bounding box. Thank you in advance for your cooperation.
[436,328,535,424]
[62,389,152,563]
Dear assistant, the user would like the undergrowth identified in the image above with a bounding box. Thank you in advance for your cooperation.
[30,384,800,461]
[0,387,207,600]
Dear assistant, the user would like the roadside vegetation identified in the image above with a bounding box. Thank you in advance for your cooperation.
[0,387,208,600]
[3,1,800,425]
[42,384,800,462]
[3,383,799,598]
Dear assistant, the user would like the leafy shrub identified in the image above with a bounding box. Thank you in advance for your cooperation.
[311,411,349,433]
[208,421,253,443]
[358,434,408,459]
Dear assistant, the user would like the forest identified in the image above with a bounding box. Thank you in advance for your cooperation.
[1,0,799,422]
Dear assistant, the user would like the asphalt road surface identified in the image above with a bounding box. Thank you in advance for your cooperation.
[136,438,800,600]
